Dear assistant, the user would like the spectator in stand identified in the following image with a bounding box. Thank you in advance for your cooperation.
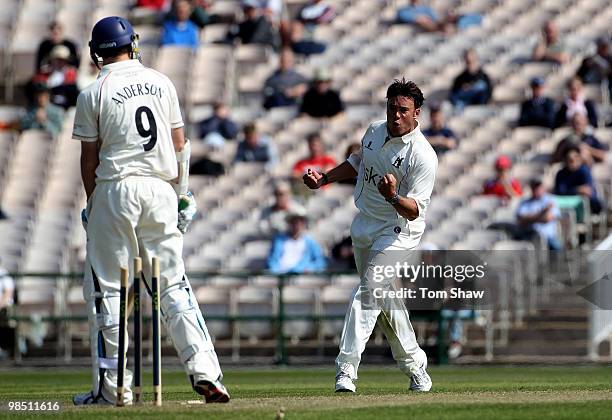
[35,21,79,70]
[299,69,344,118]
[554,77,598,128]
[422,104,457,155]
[160,0,200,49]
[252,0,285,24]
[258,182,306,237]
[551,113,608,165]
[31,45,79,109]
[20,84,65,137]
[289,20,327,56]
[267,209,326,274]
[234,121,278,168]
[165,0,222,28]
[331,235,356,270]
[337,143,360,185]
[516,179,562,250]
[292,133,337,180]
[198,101,239,142]
[576,37,611,96]
[518,77,556,129]
[449,49,492,109]
[483,155,523,203]
[554,146,603,214]
[396,1,481,34]
[289,0,331,55]
[396,0,439,32]
[130,0,171,25]
[262,48,308,109]
[227,0,279,49]
[136,0,170,10]
[532,20,568,64]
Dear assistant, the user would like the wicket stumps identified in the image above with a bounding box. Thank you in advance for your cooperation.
[117,267,129,407]
[117,257,162,407]
[133,257,142,403]
[151,257,162,407]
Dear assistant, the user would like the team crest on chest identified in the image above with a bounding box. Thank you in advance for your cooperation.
[392,155,405,169]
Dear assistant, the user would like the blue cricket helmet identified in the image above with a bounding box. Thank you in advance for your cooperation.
[89,16,139,66]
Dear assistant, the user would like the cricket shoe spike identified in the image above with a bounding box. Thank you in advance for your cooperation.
[72,391,114,406]
[193,377,230,403]
[334,373,356,393]
[409,350,432,392]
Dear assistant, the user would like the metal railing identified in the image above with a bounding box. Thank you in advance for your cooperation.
[2,270,454,365]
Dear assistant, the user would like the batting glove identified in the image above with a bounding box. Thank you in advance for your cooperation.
[177,191,197,234]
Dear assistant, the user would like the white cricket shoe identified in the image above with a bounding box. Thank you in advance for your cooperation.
[334,373,356,393]
[72,391,114,406]
[409,352,432,392]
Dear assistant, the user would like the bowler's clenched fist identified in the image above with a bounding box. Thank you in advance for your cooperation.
[377,173,397,199]
[303,168,324,189]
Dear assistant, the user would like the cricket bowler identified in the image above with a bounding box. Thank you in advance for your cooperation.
[72,16,229,405]
[303,79,437,393]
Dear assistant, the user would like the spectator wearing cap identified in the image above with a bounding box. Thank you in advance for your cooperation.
[554,146,603,214]
[292,133,337,180]
[35,21,79,70]
[267,209,326,274]
[516,179,562,250]
[299,69,344,118]
[449,49,493,109]
[518,77,556,129]
[422,105,457,155]
[198,101,240,141]
[483,155,523,202]
[532,20,568,64]
[160,0,200,49]
[234,122,278,169]
[551,113,608,165]
[20,85,65,137]
[554,77,598,128]
[227,0,279,49]
[258,182,306,237]
[576,37,611,96]
[262,48,308,109]
[31,45,79,109]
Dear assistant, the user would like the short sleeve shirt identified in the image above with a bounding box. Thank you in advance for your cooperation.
[72,59,183,182]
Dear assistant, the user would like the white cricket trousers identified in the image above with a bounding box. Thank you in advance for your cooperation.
[83,177,222,404]
[335,212,426,380]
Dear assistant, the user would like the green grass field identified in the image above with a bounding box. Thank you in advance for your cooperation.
[1,366,611,419]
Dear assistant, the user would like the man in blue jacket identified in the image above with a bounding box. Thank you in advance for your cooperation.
[267,210,326,274]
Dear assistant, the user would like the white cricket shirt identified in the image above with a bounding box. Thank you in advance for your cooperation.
[72,59,184,182]
[348,120,437,235]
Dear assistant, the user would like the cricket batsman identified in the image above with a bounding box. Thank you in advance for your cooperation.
[303,79,437,393]
[72,16,229,405]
